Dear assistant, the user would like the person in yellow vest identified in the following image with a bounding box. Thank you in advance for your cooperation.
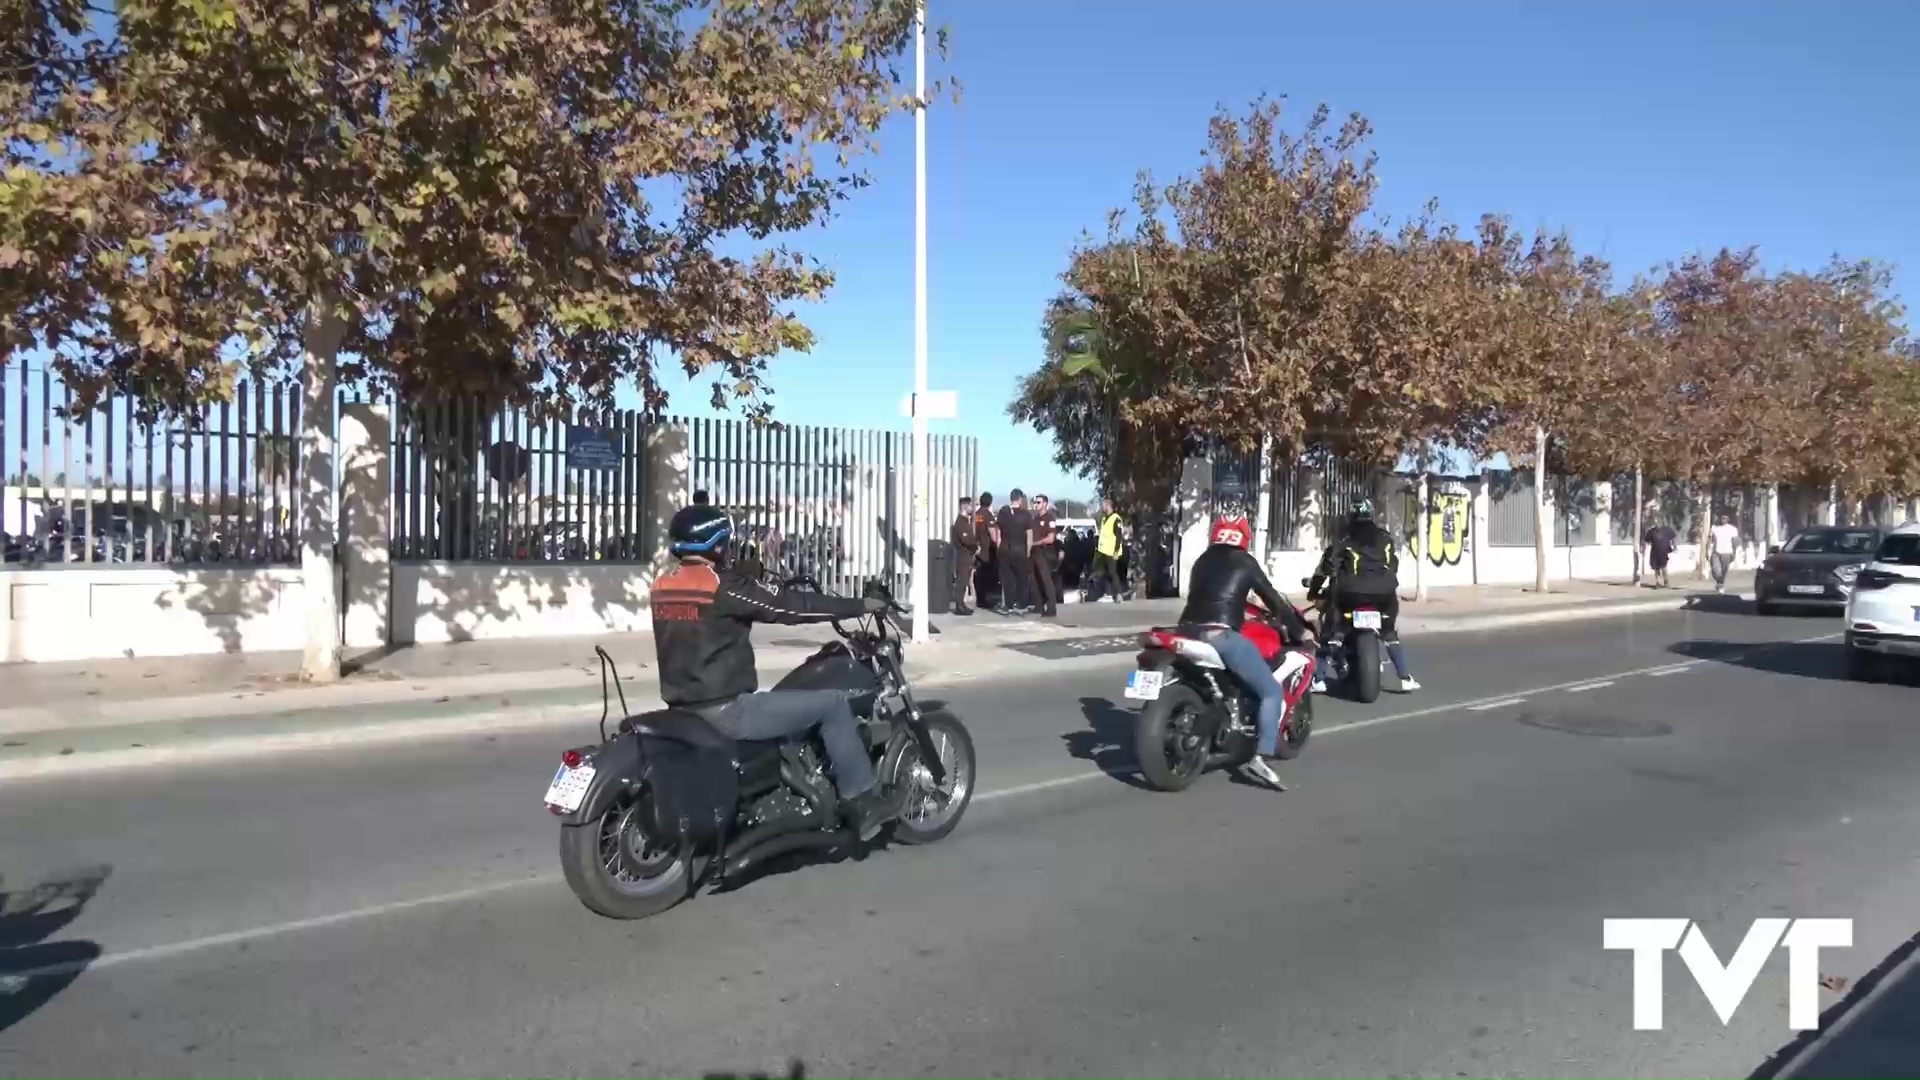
[1092,497,1127,602]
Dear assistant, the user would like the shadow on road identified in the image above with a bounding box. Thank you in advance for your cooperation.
[1062,697,1154,790]
[1670,639,1920,686]
[1751,930,1920,1079]
[0,865,110,1034]
[704,1057,806,1079]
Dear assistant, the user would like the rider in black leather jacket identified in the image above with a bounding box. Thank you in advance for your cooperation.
[1176,512,1313,789]
[651,503,901,839]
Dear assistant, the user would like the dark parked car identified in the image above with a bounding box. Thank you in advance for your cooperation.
[1753,526,1884,614]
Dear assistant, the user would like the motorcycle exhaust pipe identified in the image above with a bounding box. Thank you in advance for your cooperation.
[723,828,854,878]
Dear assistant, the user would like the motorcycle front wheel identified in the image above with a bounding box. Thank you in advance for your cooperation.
[1135,683,1209,791]
[890,711,976,845]
[559,788,708,920]
[1271,691,1312,759]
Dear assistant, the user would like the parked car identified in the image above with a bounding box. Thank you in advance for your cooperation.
[1843,522,1920,681]
[1752,525,1883,615]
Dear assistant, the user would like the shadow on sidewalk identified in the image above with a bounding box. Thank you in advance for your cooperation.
[1751,930,1920,1079]
[0,865,110,1035]
[1062,697,1153,790]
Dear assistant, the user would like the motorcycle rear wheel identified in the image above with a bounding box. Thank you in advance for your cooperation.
[560,788,708,920]
[1136,683,1209,791]
[1352,633,1383,704]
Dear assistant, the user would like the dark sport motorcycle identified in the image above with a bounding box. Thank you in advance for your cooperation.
[1125,604,1315,791]
[1302,578,1388,704]
[546,580,976,920]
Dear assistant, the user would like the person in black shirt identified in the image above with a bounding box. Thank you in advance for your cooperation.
[949,496,978,616]
[1029,493,1062,617]
[996,489,1033,614]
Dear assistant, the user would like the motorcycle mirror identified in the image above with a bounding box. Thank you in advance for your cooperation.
[1299,577,1312,588]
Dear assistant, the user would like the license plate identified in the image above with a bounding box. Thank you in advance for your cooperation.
[1789,585,1826,595]
[1352,610,1382,630]
[1125,670,1164,700]
[543,764,596,812]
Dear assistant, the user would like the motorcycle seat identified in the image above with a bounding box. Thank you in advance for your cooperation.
[630,708,736,754]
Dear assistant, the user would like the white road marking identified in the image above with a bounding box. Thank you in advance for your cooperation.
[1564,680,1616,692]
[1647,663,1698,677]
[10,631,1843,979]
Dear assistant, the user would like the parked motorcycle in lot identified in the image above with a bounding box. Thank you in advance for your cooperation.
[547,580,976,920]
[1303,578,1388,704]
[1125,604,1315,791]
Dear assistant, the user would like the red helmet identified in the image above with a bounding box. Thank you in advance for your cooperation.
[1209,514,1251,550]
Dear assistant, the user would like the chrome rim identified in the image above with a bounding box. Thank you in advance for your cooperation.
[598,796,685,897]
[899,727,972,832]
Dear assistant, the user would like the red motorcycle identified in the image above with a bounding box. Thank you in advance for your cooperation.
[1125,604,1316,791]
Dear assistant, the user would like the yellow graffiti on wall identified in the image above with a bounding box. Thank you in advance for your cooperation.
[1427,491,1470,566]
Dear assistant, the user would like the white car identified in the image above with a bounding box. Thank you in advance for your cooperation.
[1843,522,1920,680]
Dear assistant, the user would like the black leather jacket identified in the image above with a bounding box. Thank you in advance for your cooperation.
[650,559,869,708]
[1177,544,1311,643]
[1308,521,1400,599]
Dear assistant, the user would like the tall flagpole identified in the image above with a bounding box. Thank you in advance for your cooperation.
[909,0,931,644]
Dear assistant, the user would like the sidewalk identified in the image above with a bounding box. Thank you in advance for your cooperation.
[0,573,1749,776]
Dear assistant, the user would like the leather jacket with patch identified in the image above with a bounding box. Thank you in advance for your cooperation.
[651,559,869,708]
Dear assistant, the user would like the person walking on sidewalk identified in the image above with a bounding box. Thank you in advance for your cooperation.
[1092,497,1127,602]
[1029,494,1062,617]
[949,496,978,615]
[996,489,1033,615]
[1709,514,1741,594]
[1643,520,1677,588]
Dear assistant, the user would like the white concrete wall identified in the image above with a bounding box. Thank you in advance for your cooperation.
[2,565,309,663]
[391,561,657,645]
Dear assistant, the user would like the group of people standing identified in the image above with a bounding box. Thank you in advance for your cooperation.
[947,492,1129,617]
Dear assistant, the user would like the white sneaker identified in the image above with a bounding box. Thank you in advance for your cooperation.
[1398,677,1421,692]
[1311,679,1328,694]
[1242,757,1287,791]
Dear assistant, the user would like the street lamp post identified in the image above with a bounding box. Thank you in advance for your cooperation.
[909,0,931,644]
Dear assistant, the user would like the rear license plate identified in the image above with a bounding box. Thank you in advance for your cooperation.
[544,764,596,812]
[1789,585,1826,595]
[1352,610,1383,630]
[1125,670,1164,700]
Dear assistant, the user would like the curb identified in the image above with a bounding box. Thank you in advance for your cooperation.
[0,589,1732,780]
[1756,931,1920,1079]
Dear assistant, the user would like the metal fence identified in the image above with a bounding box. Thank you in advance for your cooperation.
[4,358,301,567]
[1486,470,1537,547]
[1554,477,1599,546]
[1265,462,1303,550]
[683,417,977,599]
[383,398,651,563]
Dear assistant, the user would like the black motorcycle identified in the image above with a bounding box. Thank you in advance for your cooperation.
[1302,577,1388,703]
[548,580,976,920]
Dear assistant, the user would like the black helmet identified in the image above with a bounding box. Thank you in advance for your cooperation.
[669,503,734,559]
[1350,498,1374,523]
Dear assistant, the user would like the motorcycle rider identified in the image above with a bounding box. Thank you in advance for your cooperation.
[651,502,904,840]
[1177,506,1315,791]
[1307,498,1419,693]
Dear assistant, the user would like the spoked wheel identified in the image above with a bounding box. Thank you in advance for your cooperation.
[1136,683,1209,791]
[559,788,706,920]
[890,711,977,844]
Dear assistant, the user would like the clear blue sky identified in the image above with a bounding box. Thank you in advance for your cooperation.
[653,0,1920,500]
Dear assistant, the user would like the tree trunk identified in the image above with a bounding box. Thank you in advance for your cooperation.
[1632,464,1644,584]
[1692,473,1713,581]
[300,292,347,683]
[1532,426,1550,594]
[1414,471,1429,602]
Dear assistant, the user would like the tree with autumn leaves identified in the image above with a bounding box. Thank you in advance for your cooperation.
[5,0,937,678]
[1014,98,1920,592]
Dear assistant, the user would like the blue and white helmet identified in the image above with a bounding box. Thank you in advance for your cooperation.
[668,503,734,558]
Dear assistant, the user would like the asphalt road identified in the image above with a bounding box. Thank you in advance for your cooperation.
[3,603,1919,1078]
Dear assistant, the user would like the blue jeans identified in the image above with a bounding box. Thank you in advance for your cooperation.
[719,690,876,798]
[1207,629,1284,757]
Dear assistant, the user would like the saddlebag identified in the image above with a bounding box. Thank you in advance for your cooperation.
[632,714,740,845]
